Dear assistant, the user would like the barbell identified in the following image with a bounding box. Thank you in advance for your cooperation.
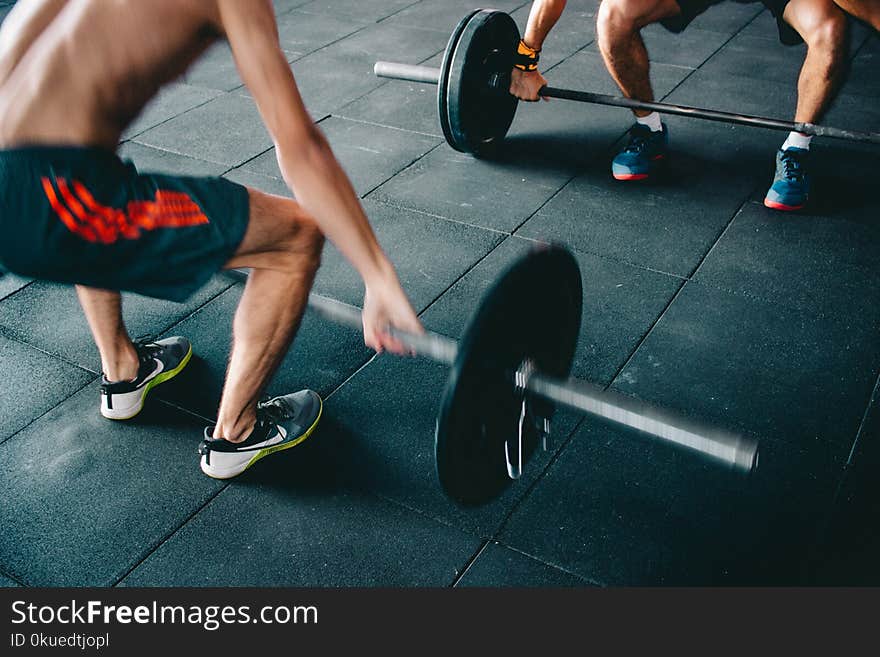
[263,245,758,506]
[374,9,880,156]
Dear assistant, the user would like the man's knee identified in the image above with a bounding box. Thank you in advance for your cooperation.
[289,219,324,276]
[597,0,677,46]
[794,3,847,51]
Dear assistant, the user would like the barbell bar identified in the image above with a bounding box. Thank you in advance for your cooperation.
[373,9,880,155]
[306,257,758,474]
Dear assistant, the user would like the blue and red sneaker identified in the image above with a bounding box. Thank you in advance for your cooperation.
[611,123,668,181]
[764,147,810,211]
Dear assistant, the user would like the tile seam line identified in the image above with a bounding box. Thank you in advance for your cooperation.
[0,279,35,303]
[843,368,880,467]
[484,540,604,587]
[111,482,234,587]
[603,199,750,390]
[492,415,587,537]
[359,141,446,199]
[123,91,225,142]
[295,0,423,25]
[0,276,236,379]
[363,195,513,236]
[326,43,450,119]
[0,330,98,376]
[0,565,26,587]
[449,540,492,587]
[798,368,880,582]
[0,375,98,450]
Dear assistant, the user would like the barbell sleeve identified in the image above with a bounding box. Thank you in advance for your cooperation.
[374,62,441,85]
[306,292,756,473]
[525,371,758,473]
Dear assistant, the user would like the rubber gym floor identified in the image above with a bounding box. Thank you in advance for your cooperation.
[0,0,877,587]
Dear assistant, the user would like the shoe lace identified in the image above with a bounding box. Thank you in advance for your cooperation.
[132,334,162,364]
[780,150,806,182]
[257,396,296,423]
[622,126,653,154]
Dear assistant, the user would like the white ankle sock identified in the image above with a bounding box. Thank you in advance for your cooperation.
[636,112,663,132]
[781,131,812,151]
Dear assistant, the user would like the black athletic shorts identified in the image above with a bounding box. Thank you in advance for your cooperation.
[0,146,249,302]
[662,0,802,46]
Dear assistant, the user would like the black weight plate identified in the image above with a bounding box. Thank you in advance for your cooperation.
[443,9,520,156]
[435,245,583,506]
[438,9,482,150]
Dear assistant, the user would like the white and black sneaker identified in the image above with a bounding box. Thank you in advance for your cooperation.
[100,336,193,420]
[199,390,323,479]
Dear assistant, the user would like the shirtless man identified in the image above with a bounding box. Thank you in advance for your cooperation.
[510,0,851,211]
[0,0,423,479]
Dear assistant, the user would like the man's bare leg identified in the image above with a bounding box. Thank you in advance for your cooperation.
[596,0,683,118]
[76,286,139,381]
[214,188,324,443]
[831,0,880,31]
[765,0,847,210]
[786,0,848,127]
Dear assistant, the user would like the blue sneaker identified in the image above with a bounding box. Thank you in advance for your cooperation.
[612,123,668,181]
[764,147,810,211]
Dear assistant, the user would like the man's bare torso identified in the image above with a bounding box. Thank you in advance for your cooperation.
[0,0,224,149]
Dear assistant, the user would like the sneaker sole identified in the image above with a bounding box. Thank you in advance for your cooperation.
[764,198,805,211]
[200,398,323,480]
[101,344,193,421]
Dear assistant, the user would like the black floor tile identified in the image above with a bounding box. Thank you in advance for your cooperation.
[585,23,732,69]
[296,0,419,23]
[369,145,576,233]
[122,83,222,140]
[242,117,441,196]
[318,355,582,537]
[273,0,312,17]
[501,415,845,585]
[665,69,798,121]
[456,542,593,587]
[120,483,481,586]
[683,1,764,34]
[287,21,449,116]
[337,78,444,138]
[153,282,373,420]
[384,0,526,33]
[0,272,30,301]
[276,10,368,59]
[695,198,880,322]
[612,281,879,452]
[0,574,19,587]
[135,94,272,167]
[184,43,246,92]
[517,152,754,278]
[223,169,291,197]
[810,380,880,585]
[0,336,95,445]
[313,198,503,309]
[419,237,682,387]
[699,33,806,84]
[0,274,235,372]
[118,142,228,178]
[0,385,224,586]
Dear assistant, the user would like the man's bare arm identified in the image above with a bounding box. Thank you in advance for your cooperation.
[522,0,568,50]
[509,0,568,101]
[217,0,421,350]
